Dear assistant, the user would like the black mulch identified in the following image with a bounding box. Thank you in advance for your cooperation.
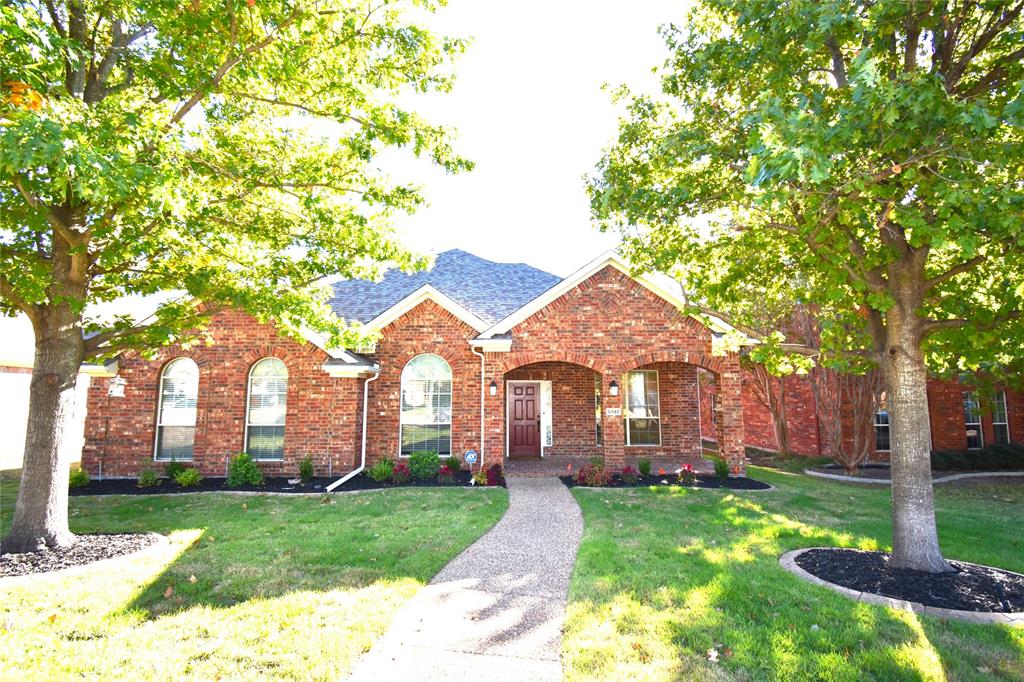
[0,533,161,578]
[560,473,771,490]
[795,548,1024,613]
[70,471,489,496]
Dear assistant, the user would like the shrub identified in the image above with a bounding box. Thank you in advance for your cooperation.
[486,463,505,487]
[163,458,187,479]
[575,462,612,487]
[444,455,462,474]
[137,468,160,488]
[713,458,730,480]
[620,466,639,486]
[228,453,265,486]
[637,458,652,476]
[677,463,697,486]
[391,462,411,485]
[68,468,90,489]
[931,443,1024,471]
[174,467,203,487]
[471,469,488,486]
[438,465,456,485]
[298,456,314,484]
[408,450,440,479]
[368,459,394,483]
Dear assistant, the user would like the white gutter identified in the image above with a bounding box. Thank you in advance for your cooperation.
[470,346,486,471]
[326,369,380,492]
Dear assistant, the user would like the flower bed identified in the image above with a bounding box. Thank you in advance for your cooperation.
[560,471,771,490]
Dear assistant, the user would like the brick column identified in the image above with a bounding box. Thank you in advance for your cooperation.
[481,355,506,472]
[602,370,625,469]
[719,354,746,476]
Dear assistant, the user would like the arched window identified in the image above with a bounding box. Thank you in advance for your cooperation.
[155,358,199,461]
[246,357,288,460]
[400,354,452,456]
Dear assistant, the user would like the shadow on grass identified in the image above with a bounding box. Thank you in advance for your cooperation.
[565,478,1024,681]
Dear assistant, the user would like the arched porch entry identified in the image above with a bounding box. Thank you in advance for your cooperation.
[492,350,746,475]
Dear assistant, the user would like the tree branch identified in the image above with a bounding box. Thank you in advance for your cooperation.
[0,272,38,322]
[944,1,1024,90]
[925,253,986,291]
[826,36,848,87]
[923,310,1022,334]
[10,174,86,247]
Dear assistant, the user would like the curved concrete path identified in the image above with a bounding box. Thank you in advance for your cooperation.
[348,477,583,681]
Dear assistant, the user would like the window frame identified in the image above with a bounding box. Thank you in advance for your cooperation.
[874,393,890,452]
[993,390,1010,446]
[399,353,453,457]
[963,390,984,450]
[244,357,288,461]
[153,357,200,462]
[624,369,662,447]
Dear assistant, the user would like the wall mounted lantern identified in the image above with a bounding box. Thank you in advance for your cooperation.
[609,380,619,397]
[107,376,127,398]
[489,380,498,396]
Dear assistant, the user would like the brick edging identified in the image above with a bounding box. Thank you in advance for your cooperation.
[0,533,170,588]
[804,469,1024,485]
[778,548,1024,628]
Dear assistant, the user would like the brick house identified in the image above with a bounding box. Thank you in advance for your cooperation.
[80,249,1020,482]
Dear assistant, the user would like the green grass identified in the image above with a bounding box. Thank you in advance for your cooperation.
[0,477,507,680]
[564,467,1024,681]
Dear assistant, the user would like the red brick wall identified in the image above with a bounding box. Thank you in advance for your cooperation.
[362,299,482,468]
[81,309,363,478]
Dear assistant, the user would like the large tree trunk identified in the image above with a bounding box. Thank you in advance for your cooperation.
[882,307,951,573]
[2,225,88,554]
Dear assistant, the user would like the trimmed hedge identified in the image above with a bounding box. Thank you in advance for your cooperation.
[930,443,1024,471]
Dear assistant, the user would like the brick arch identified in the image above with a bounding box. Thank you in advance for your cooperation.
[394,347,460,373]
[620,350,725,375]
[241,346,297,369]
[498,351,606,375]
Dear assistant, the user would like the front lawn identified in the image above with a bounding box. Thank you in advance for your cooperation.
[0,477,507,680]
[565,467,1024,681]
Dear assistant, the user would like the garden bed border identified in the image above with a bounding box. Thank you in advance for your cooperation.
[0,533,169,588]
[779,548,1024,628]
[804,469,1024,485]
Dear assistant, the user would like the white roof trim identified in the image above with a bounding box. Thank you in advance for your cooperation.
[322,362,379,378]
[363,284,490,333]
[468,337,512,353]
[298,326,372,362]
[478,251,738,338]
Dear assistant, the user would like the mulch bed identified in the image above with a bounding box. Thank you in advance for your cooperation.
[69,471,488,496]
[560,473,771,490]
[795,548,1024,613]
[0,533,161,578]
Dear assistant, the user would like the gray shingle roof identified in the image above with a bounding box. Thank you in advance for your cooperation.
[329,249,562,327]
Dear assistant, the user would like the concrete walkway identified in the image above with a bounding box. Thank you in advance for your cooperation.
[347,477,583,682]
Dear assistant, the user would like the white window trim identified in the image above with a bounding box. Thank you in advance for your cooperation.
[993,390,1010,444]
[625,369,662,447]
[153,357,198,462]
[399,354,453,458]
[874,409,890,453]
[244,357,288,461]
[964,390,984,450]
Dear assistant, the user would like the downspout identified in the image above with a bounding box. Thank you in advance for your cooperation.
[470,345,486,471]
[326,369,380,492]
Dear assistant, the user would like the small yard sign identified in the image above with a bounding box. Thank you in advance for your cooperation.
[605,407,622,416]
[465,450,478,464]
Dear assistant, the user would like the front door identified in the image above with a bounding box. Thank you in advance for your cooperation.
[509,383,541,457]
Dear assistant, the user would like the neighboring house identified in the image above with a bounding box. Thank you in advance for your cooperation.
[80,249,749,479]
[78,248,1021,481]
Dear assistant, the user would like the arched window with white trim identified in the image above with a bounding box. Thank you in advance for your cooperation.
[155,358,199,461]
[400,354,452,456]
[246,357,288,460]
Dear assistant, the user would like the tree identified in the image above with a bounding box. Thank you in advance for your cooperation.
[589,0,1024,572]
[0,0,470,553]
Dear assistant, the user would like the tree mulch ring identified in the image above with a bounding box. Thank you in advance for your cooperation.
[794,548,1024,613]
[560,473,771,490]
[70,471,492,496]
[0,532,161,578]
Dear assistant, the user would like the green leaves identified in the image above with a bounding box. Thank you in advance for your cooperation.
[1,0,470,357]
[590,0,1024,379]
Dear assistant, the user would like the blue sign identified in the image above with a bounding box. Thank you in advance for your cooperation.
[465,450,478,464]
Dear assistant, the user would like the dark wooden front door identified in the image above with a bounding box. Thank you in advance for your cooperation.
[509,383,541,457]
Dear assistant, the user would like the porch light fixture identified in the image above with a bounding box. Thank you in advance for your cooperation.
[107,376,127,398]
[489,380,498,396]
[609,380,619,396]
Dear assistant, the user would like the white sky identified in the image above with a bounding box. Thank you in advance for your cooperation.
[383,0,686,277]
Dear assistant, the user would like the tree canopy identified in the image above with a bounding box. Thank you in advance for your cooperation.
[1,0,470,356]
[589,0,1024,377]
